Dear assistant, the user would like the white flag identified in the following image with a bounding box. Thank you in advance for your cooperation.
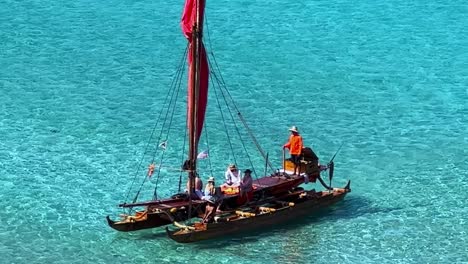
[159,141,167,150]
[197,150,209,159]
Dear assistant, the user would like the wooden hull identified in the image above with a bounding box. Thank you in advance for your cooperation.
[107,173,316,232]
[166,182,351,243]
[106,213,173,232]
[107,199,206,232]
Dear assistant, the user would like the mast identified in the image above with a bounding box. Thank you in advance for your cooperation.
[187,24,198,198]
[181,0,208,216]
[187,0,203,213]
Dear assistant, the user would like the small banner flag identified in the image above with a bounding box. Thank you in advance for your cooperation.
[147,164,155,178]
[158,141,167,150]
[197,150,209,159]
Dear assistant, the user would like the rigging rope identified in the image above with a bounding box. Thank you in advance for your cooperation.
[209,72,238,166]
[177,128,188,193]
[209,70,258,179]
[152,62,185,199]
[127,14,276,206]
[203,123,213,174]
[209,52,275,173]
[123,64,176,204]
[205,13,273,177]
[127,46,188,204]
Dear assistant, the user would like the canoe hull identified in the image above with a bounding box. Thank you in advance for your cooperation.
[107,200,206,232]
[107,173,316,232]
[166,182,350,243]
[106,213,173,232]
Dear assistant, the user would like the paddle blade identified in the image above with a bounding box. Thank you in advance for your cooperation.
[328,161,334,182]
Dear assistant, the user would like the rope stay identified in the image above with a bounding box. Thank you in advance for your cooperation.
[203,122,213,174]
[124,14,276,206]
[123,59,178,205]
[207,51,275,176]
[203,14,272,178]
[209,72,238,166]
[152,67,185,199]
[125,46,188,204]
[208,69,257,178]
[177,128,188,193]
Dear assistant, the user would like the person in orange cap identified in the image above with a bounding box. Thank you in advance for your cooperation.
[283,126,303,175]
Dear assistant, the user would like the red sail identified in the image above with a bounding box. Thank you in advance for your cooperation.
[181,0,209,146]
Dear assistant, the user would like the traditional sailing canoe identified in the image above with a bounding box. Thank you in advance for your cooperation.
[107,0,347,234]
[107,166,322,232]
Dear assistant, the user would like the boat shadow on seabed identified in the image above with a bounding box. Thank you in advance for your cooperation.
[326,195,408,222]
[110,228,169,242]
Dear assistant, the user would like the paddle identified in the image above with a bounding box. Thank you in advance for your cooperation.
[327,143,344,191]
[282,148,285,174]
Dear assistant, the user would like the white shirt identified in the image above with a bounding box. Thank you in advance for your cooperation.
[225,169,241,185]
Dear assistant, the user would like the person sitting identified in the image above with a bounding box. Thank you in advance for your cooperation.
[202,177,216,200]
[224,164,241,186]
[202,197,218,223]
[185,174,204,199]
[195,174,203,192]
[201,184,223,223]
[238,169,254,204]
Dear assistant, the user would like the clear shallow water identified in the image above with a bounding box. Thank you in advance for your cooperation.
[1,0,467,263]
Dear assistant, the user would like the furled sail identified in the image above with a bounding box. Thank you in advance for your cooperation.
[181,0,209,147]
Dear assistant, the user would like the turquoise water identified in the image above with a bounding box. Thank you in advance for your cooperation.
[1,0,467,263]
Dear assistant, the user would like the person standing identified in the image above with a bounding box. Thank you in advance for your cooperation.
[283,126,303,175]
[239,169,254,204]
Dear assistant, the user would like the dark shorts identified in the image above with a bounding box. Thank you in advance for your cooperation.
[290,154,300,164]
